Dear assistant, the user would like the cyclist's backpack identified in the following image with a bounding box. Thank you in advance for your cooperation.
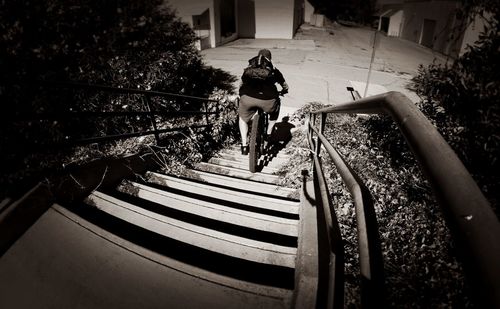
[242,56,273,81]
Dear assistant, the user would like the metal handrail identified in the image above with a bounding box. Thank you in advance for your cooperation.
[25,80,220,103]
[311,153,345,308]
[308,91,500,308]
[5,81,221,147]
[308,113,384,308]
[7,111,218,120]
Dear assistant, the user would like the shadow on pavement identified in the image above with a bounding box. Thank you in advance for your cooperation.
[257,117,295,171]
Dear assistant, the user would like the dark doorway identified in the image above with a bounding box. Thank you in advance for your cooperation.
[380,17,389,33]
[420,19,436,48]
[238,0,256,38]
[220,0,236,39]
[193,9,210,31]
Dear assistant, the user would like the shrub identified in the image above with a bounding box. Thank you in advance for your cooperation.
[0,1,237,198]
[410,5,499,215]
[282,104,471,307]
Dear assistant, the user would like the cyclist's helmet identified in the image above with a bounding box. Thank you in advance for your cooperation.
[258,49,272,60]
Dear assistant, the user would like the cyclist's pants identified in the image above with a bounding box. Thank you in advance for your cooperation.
[238,95,280,123]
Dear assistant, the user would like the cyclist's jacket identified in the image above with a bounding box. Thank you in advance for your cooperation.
[239,55,288,100]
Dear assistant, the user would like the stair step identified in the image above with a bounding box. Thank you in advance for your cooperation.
[223,148,290,160]
[182,168,297,199]
[208,157,281,174]
[213,154,291,170]
[0,205,293,308]
[85,191,297,268]
[195,162,281,185]
[117,179,298,237]
[145,172,299,215]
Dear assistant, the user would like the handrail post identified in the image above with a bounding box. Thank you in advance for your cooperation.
[315,113,326,156]
[307,113,311,137]
[203,101,210,126]
[143,96,160,144]
[311,113,317,153]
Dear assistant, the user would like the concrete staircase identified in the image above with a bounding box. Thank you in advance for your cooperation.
[0,144,312,309]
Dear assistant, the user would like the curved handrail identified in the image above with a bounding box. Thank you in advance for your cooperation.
[308,114,384,308]
[312,91,500,307]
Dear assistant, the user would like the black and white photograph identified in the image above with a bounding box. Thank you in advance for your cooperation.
[0,0,498,308]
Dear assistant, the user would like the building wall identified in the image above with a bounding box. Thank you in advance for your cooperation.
[304,0,314,24]
[237,0,256,38]
[399,1,459,54]
[387,10,403,36]
[293,0,304,33]
[166,0,217,48]
[168,0,303,47]
[375,0,490,58]
[216,0,238,45]
[254,0,295,39]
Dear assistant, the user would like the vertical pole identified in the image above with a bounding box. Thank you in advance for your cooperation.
[203,101,210,126]
[311,113,317,152]
[307,114,311,137]
[144,96,160,144]
[215,101,220,120]
[316,113,326,156]
[364,30,378,98]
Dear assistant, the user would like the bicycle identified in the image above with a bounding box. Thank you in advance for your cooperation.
[248,91,285,173]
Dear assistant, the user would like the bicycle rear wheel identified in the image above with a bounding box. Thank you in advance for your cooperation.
[249,112,262,173]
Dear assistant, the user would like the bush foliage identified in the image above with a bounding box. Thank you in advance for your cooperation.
[0,0,237,198]
[278,6,500,304]
[410,4,499,214]
[0,0,235,94]
[280,105,471,307]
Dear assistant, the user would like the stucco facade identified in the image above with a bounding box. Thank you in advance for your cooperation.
[387,10,403,37]
[304,0,314,24]
[167,0,218,48]
[374,0,487,58]
[167,0,304,49]
[254,0,296,39]
[398,1,459,53]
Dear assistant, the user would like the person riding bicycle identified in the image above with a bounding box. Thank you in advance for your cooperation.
[238,49,289,155]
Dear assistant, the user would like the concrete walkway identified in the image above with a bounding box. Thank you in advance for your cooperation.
[201,22,448,118]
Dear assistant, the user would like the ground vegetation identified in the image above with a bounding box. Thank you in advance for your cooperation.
[277,3,498,306]
[279,105,471,308]
[0,0,237,199]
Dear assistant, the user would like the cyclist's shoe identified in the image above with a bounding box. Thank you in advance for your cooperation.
[263,134,270,150]
[241,145,249,155]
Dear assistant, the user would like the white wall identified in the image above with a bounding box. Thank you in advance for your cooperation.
[388,10,403,37]
[168,0,301,47]
[304,0,314,24]
[166,0,217,48]
[254,0,295,39]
